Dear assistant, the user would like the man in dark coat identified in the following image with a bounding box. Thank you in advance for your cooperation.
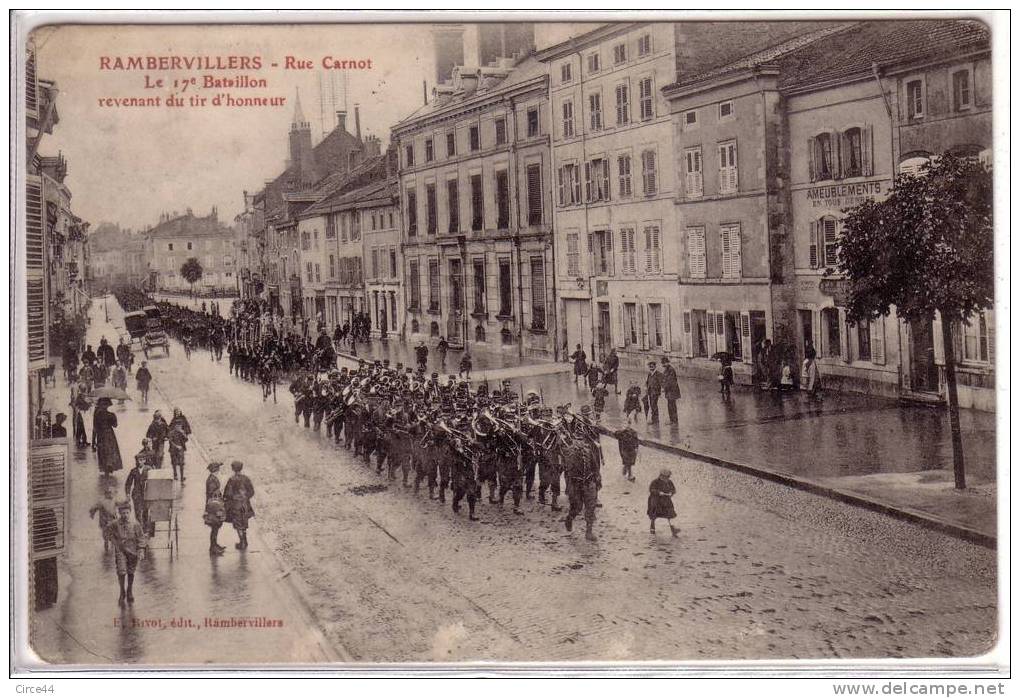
[415,341,429,372]
[615,425,639,481]
[145,411,169,468]
[644,362,662,425]
[569,344,587,385]
[603,348,620,395]
[660,357,682,425]
[135,362,152,404]
[562,434,601,542]
[97,337,116,367]
[223,460,255,550]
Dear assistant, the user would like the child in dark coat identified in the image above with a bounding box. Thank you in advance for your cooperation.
[648,469,679,537]
[623,383,642,424]
[615,426,639,481]
[591,382,609,422]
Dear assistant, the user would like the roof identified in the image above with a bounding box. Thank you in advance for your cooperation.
[301,158,395,218]
[145,212,233,240]
[394,54,547,130]
[777,19,989,90]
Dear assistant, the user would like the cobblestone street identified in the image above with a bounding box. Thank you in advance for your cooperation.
[136,318,996,662]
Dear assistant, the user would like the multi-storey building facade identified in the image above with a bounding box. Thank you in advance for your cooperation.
[393,55,556,357]
[360,181,403,338]
[145,208,237,294]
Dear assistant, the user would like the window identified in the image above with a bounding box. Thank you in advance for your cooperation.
[306,262,313,282]
[718,140,737,194]
[526,108,539,138]
[405,143,415,167]
[724,311,741,358]
[961,311,992,363]
[566,232,580,276]
[720,223,741,278]
[558,163,582,206]
[425,138,434,162]
[617,154,632,197]
[473,259,486,313]
[619,227,636,274]
[637,33,652,56]
[641,149,658,196]
[526,163,543,226]
[351,212,361,241]
[812,216,839,268]
[446,179,460,233]
[561,62,572,83]
[842,127,863,178]
[447,131,456,157]
[168,243,174,251]
[810,132,836,181]
[613,43,627,64]
[587,52,600,74]
[615,83,630,126]
[389,212,394,228]
[329,254,336,278]
[469,125,480,151]
[953,69,972,111]
[470,174,484,231]
[530,256,547,330]
[341,213,348,241]
[907,79,924,119]
[408,260,420,309]
[684,147,703,198]
[687,227,706,278]
[326,213,336,238]
[585,158,610,202]
[371,249,379,280]
[561,99,574,138]
[498,259,512,316]
[719,101,734,121]
[406,190,417,236]
[427,259,440,312]
[624,304,638,347]
[857,320,872,361]
[639,77,654,120]
[643,225,661,274]
[314,263,321,282]
[301,231,310,251]
[371,214,377,231]
[648,304,664,349]
[589,92,603,131]
[592,230,614,276]
[495,118,507,146]
[187,242,193,250]
[495,170,510,229]
[683,110,697,129]
[390,249,397,277]
[425,184,437,235]
[822,307,842,358]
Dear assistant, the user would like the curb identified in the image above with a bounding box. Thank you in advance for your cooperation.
[595,425,996,550]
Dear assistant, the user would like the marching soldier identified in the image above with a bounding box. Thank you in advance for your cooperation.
[562,430,602,542]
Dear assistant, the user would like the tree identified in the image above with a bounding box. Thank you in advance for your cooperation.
[838,152,993,489]
[180,257,204,297]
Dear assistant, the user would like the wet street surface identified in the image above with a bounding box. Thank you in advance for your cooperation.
[33,298,997,664]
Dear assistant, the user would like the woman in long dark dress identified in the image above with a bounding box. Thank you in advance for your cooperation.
[92,398,123,475]
[647,469,679,538]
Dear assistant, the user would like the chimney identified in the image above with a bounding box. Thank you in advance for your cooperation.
[336,111,347,132]
[354,104,362,141]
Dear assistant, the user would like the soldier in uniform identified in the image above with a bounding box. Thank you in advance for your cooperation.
[445,428,479,521]
[562,430,602,542]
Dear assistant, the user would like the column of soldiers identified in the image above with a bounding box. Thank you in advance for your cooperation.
[286,363,604,540]
[135,298,606,540]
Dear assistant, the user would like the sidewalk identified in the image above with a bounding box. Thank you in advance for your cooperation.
[29,297,335,665]
[503,366,998,541]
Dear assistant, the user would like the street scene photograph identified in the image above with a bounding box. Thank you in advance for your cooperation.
[14,13,1002,672]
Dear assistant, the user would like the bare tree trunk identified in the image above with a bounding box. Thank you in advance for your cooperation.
[940,312,966,489]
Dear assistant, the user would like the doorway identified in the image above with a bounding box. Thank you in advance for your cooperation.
[597,303,612,361]
[910,318,939,392]
[750,311,767,379]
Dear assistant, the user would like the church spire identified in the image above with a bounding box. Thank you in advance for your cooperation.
[291,88,308,131]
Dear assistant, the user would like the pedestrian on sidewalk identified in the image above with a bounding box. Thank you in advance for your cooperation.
[89,486,118,552]
[135,361,152,404]
[437,337,448,369]
[415,341,429,373]
[661,357,682,425]
[107,500,147,605]
[803,350,823,398]
[623,382,642,424]
[615,425,639,481]
[644,362,662,425]
[603,349,620,395]
[647,469,679,538]
[127,441,152,531]
[719,358,734,397]
[146,411,169,468]
[93,398,124,475]
[203,462,226,556]
[112,363,127,403]
[586,363,603,391]
[168,422,188,482]
[71,379,92,447]
[223,460,255,550]
[459,352,473,379]
[569,344,588,386]
[591,381,609,423]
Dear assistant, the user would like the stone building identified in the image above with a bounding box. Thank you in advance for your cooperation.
[393,52,556,358]
[144,208,237,294]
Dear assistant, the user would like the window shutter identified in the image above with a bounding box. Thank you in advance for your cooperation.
[617,304,627,348]
[683,310,693,357]
[740,311,752,364]
[728,143,738,192]
[870,315,886,365]
[987,312,995,363]
[587,232,593,254]
[809,220,819,268]
[573,168,582,204]
[807,139,817,182]
[652,226,661,273]
[840,309,852,364]
[830,130,843,180]
[605,231,615,276]
[862,124,874,177]
[639,304,648,349]
[602,160,611,201]
[730,225,741,278]
[662,303,672,352]
[557,167,565,206]
[718,144,726,192]
[713,312,724,355]
[929,314,944,366]
[584,161,592,202]
[644,227,652,272]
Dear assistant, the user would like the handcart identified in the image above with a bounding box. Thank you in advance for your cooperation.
[144,468,179,558]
